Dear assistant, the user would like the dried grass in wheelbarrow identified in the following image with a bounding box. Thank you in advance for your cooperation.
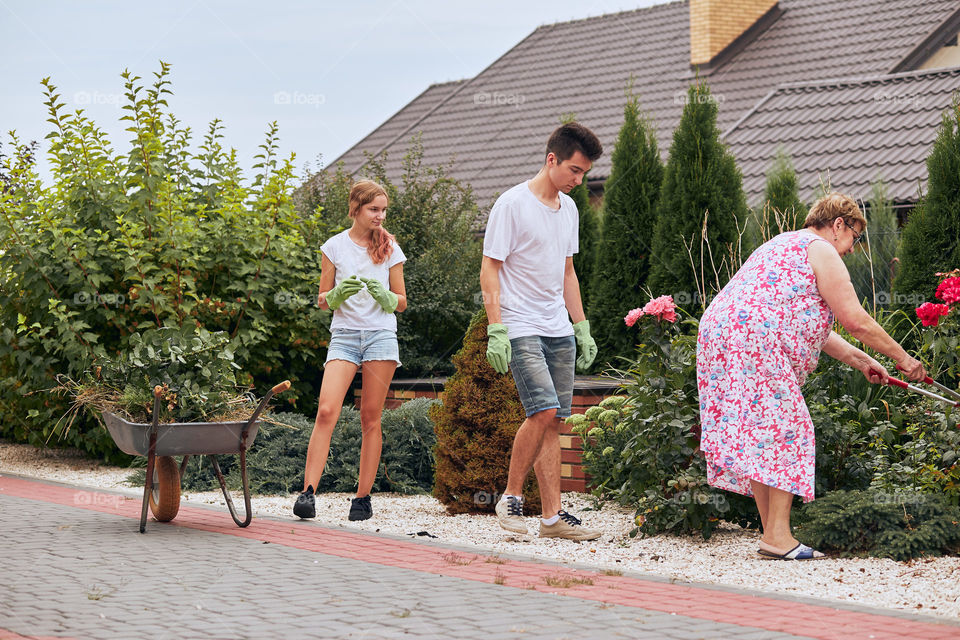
[101,380,291,532]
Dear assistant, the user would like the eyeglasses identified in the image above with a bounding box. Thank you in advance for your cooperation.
[844,220,864,245]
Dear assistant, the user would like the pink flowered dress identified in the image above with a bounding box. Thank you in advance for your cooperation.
[696,231,834,502]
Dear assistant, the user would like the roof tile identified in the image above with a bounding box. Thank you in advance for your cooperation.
[327,0,960,213]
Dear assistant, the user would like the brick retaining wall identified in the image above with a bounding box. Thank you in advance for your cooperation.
[353,377,620,493]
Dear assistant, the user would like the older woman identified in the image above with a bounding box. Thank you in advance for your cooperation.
[696,192,926,560]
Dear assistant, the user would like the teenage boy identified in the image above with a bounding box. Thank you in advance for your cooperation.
[480,122,603,541]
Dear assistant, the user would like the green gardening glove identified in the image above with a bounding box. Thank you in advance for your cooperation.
[573,320,597,372]
[358,277,398,314]
[486,323,511,374]
[325,275,364,310]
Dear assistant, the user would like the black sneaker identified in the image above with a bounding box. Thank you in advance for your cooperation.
[348,495,372,521]
[293,485,316,519]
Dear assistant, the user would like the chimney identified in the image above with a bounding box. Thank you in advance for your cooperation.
[690,0,779,67]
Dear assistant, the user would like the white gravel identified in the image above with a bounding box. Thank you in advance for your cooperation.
[2,439,959,619]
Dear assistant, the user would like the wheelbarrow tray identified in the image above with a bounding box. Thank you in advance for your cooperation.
[99,379,290,533]
[102,411,260,457]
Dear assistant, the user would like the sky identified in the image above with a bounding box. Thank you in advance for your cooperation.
[1,0,663,184]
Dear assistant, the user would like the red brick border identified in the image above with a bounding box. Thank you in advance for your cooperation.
[0,632,73,640]
[3,475,958,640]
[358,380,613,492]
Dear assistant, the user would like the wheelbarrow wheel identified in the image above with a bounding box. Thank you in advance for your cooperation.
[149,456,181,522]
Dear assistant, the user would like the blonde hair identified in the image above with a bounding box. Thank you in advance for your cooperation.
[803,192,867,230]
[348,180,395,264]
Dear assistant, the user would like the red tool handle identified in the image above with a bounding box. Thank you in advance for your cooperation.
[895,364,933,385]
[873,368,960,408]
[869,368,908,389]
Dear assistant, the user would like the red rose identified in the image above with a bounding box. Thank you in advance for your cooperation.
[916,302,950,327]
[935,276,960,304]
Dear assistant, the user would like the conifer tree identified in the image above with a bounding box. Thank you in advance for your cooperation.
[559,114,600,313]
[867,179,900,306]
[747,147,805,250]
[588,95,663,366]
[895,98,960,303]
[569,180,599,313]
[430,309,541,514]
[647,82,748,306]
[763,146,805,232]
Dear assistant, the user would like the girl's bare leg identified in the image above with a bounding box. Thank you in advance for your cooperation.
[303,360,358,491]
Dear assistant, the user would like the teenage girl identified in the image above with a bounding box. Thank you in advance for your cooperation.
[293,180,406,521]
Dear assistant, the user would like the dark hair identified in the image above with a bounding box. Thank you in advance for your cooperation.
[545,122,603,163]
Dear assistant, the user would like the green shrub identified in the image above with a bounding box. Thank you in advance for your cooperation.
[588,94,663,369]
[431,309,541,515]
[148,401,437,496]
[895,97,960,305]
[648,81,748,304]
[744,147,805,254]
[571,302,758,539]
[0,63,328,460]
[568,178,599,315]
[59,326,245,428]
[795,489,960,560]
[303,139,483,378]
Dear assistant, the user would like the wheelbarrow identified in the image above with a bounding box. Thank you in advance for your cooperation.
[102,380,291,533]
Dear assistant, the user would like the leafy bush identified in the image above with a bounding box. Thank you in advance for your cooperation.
[58,326,245,428]
[912,270,960,381]
[302,137,483,377]
[0,63,328,459]
[431,309,541,515]
[795,489,960,560]
[168,400,437,496]
[570,300,758,539]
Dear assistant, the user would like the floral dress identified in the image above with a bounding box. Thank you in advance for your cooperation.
[696,231,834,501]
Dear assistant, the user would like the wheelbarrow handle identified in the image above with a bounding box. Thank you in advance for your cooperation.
[240,380,293,443]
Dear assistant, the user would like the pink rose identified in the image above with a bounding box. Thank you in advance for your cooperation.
[641,295,678,323]
[916,302,950,327]
[624,308,643,327]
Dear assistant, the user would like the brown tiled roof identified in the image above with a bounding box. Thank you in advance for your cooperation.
[333,79,467,172]
[327,0,960,215]
[725,67,960,205]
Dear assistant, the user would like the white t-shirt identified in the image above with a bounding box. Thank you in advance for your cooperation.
[320,230,406,331]
[482,181,579,339]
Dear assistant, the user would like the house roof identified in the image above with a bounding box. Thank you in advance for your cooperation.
[326,0,960,213]
[724,66,960,204]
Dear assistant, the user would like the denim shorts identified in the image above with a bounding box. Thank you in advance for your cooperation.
[325,328,401,367]
[509,334,575,418]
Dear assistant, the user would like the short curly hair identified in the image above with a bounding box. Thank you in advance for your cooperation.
[803,192,867,230]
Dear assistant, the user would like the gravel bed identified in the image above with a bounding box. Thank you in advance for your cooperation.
[2,439,959,619]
